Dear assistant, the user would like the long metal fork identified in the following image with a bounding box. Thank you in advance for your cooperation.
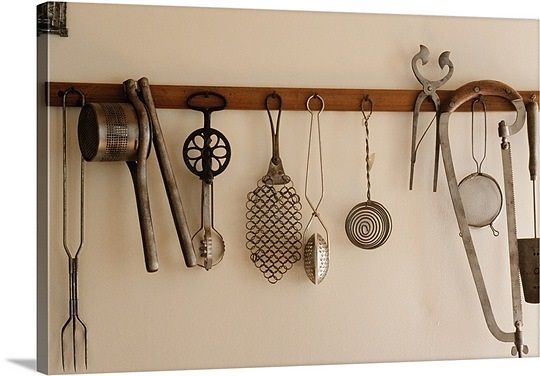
[60,87,88,372]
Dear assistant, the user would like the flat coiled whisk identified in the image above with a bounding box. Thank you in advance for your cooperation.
[345,200,392,250]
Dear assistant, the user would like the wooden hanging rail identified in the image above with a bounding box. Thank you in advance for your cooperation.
[46,82,538,112]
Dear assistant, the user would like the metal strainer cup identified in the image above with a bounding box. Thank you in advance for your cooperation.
[457,97,502,236]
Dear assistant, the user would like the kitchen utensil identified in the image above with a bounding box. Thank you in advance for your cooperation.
[245,92,303,284]
[303,94,329,285]
[183,91,230,270]
[137,78,196,268]
[60,87,88,372]
[439,80,528,357]
[78,79,157,272]
[345,96,392,250]
[409,45,454,191]
[458,97,502,236]
[518,99,539,304]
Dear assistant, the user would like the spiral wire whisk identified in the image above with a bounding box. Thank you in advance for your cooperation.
[345,96,392,250]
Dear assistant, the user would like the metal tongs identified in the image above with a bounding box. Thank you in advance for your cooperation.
[439,80,528,357]
[409,45,454,192]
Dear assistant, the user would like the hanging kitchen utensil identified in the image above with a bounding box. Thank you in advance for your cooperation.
[345,96,392,250]
[182,91,230,270]
[409,44,454,192]
[137,78,196,268]
[245,92,303,284]
[518,98,539,304]
[303,94,329,285]
[78,79,157,272]
[439,80,528,357]
[60,87,88,372]
[458,97,502,236]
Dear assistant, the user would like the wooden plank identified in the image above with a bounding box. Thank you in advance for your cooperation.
[47,81,539,112]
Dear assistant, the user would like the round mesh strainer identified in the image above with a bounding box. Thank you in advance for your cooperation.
[458,172,502,232]
[457,97,502,236]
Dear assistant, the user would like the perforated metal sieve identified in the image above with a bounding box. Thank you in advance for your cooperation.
[78,80,157,272]
[78,102,140,162]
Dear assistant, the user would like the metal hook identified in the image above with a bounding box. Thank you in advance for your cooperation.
[361,95,373,121]
[306,93,325,114]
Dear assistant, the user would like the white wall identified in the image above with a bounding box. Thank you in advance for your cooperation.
[43,3,539,373]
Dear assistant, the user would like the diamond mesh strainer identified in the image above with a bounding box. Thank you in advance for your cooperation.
[245,92,303,284]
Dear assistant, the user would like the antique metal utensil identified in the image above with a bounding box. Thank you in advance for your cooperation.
[409,45,454,191]
[439,80,528,357]
[458,97,502,236]
[78,79,157,272]
[518,99,539,304]
[183,91,230,270]
[138,78,196,268]
[60,87,88,372]
[303,94,329,285]
[345,96,392,250]
[246,92,303,284]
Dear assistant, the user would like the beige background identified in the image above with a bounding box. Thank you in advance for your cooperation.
[40,3,539,374]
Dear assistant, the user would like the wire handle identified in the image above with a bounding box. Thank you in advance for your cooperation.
[265,92,283,164]
[361,96,373,201]
[304,94,328,242]
[471,96,488,174]
[62,87,86,260]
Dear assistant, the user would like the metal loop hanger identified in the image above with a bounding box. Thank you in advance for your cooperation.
[471,96,488,174]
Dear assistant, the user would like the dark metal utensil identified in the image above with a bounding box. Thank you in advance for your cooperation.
[245,92,303,284]
[137,78,196,268]
[345,96,392,250]
[518,99,539,304]
[78,80,157,272]
[183,91,230,270]
[409,45,454,192]
[60,87,88,372]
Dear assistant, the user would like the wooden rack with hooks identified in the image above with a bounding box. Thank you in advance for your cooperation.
[46,82,539,112]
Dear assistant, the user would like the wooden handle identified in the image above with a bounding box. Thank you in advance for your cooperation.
[526,100,538,181]
[441,80,522,113]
